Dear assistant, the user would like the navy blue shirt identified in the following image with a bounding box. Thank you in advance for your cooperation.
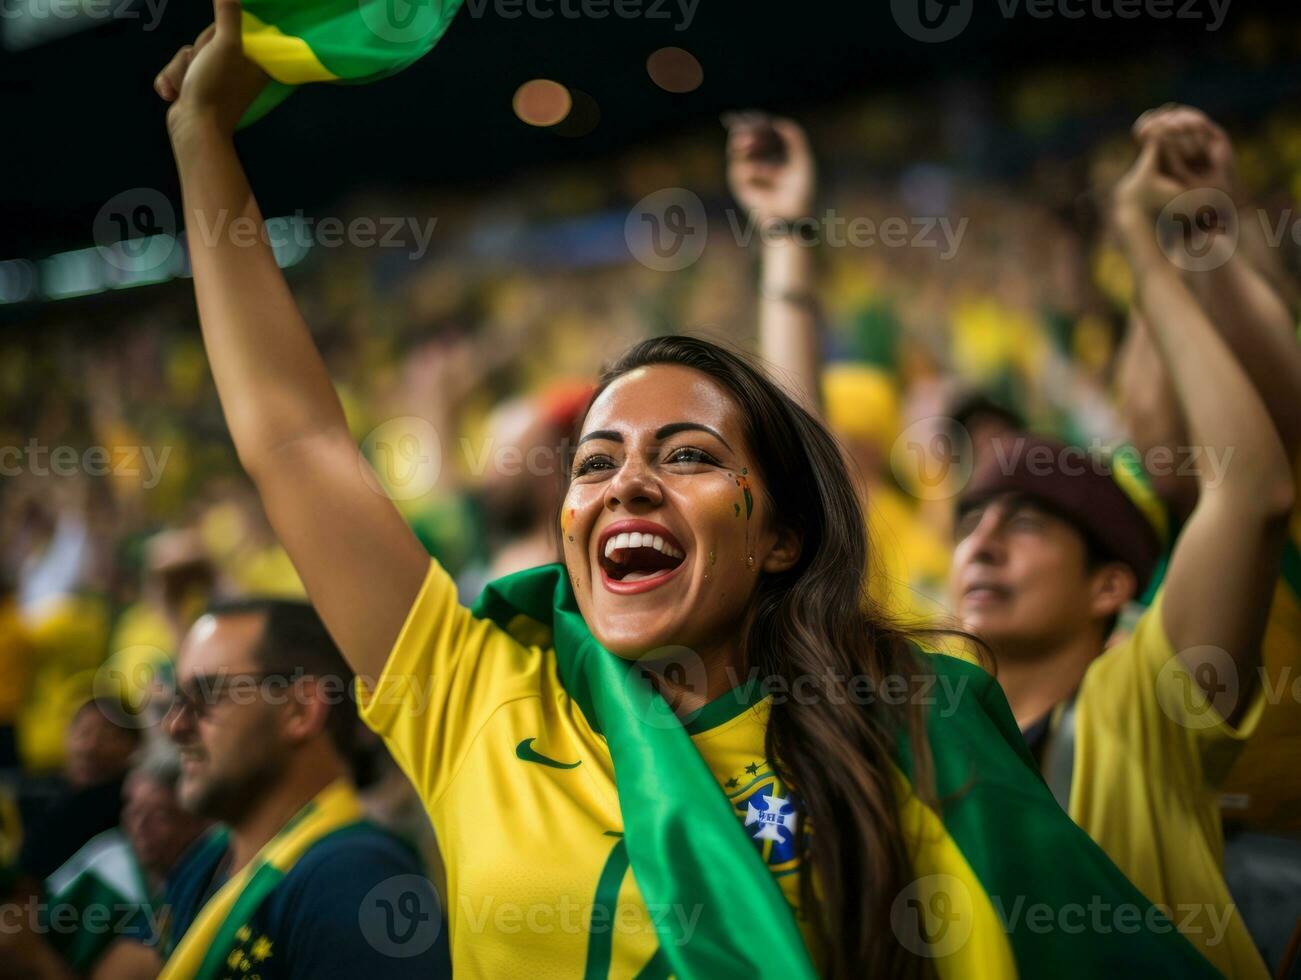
[159,822,450,979]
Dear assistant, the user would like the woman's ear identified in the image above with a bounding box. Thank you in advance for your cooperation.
[760,524,802,574]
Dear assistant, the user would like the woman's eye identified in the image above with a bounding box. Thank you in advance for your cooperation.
[666,447,717,467]
[573,455,615,477]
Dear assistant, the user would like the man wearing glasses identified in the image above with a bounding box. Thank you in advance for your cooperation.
[105,599,450,980]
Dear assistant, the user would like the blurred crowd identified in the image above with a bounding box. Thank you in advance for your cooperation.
[2,39,1301,977]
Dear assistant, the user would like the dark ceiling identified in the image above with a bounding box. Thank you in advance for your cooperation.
[2,0,1297,259]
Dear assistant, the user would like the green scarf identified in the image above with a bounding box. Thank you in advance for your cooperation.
[159,779,365,980]
[472,564,1222,978]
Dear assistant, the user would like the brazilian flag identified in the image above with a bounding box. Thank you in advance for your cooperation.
[239,0,463,125]
[472,564,1222,977]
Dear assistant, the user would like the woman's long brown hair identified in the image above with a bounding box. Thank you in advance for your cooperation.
[581,335,960,978]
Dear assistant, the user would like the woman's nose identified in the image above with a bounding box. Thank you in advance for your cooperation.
[605,458,663,510]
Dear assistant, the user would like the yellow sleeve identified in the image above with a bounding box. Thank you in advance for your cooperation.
[1085,590,1265,787]
[356,560,547,805]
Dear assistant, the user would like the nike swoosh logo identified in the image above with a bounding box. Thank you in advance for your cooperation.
[515,738,582,770]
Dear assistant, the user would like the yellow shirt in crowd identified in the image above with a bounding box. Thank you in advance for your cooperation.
[1069,591,1269,980]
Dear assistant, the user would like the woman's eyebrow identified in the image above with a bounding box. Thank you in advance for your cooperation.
[577,423,733,452]
[656,422,732,451]
[577,429,621,445]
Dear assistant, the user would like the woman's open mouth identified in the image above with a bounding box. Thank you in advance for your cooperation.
[598,520,687,594]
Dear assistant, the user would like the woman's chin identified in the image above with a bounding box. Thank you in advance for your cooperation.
[591,621,689,662]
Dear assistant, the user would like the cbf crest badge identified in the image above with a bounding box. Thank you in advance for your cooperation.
[725,766,802,876]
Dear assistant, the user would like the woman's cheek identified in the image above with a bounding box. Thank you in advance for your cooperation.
[561,484,603,593]
[698,471,753,571]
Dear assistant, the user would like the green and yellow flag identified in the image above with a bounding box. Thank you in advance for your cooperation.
[240,0,463,125]
[472,564,1224,977]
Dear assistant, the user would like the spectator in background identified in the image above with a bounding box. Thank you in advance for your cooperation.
[947,390,1025,476]
[13,700,141,893]
[0,742,207,979]
[453,382,593,599]
[725,113,951,621]
[112,599,450,979]
[747,107,1294,976]
[1113,106,1301,837]
[942,118,1295,978]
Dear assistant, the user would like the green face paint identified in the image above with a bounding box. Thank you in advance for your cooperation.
[734,474,753,520]
[708,549,716,566]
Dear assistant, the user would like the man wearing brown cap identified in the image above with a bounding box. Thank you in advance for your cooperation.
[946,132,1294,978]
[739,107,1294,974]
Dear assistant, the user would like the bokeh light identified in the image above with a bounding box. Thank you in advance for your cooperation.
[646,47,703,94]
[513,79,572,127]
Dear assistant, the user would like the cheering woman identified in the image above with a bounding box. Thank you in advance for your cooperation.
[155,4,1224,976]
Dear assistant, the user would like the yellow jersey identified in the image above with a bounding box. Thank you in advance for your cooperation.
[1070,592,1268,979]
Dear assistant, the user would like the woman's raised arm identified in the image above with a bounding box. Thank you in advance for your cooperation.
[158,0,429,679]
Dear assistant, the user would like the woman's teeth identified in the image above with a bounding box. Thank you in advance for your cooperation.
[603,532,683,561]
